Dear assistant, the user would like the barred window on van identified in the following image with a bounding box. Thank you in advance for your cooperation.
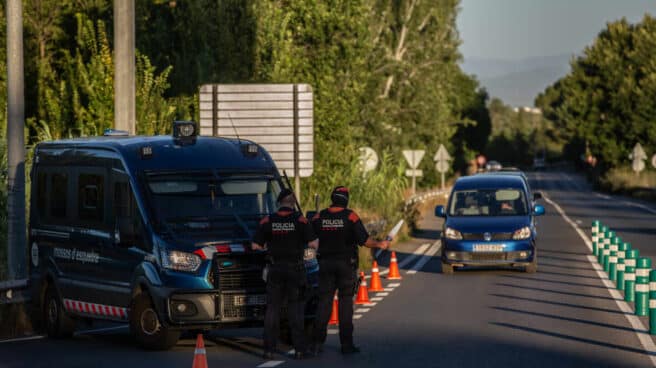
[78,174,104,222]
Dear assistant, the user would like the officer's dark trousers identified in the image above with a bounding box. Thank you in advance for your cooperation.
[264,265,306,353]
[313,258,357,347]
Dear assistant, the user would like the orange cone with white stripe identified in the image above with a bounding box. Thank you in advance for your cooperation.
[192,334,208,368]
[355,272,371,305]
[328,293,339,325]
[368,261,384,292]
[387,251,402,280]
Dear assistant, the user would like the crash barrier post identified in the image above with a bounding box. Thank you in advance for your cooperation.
[650,270,656,335]
[624,249,639,303]
[592,220,600,256]
[635,258,651,316]
[609,250,618,283]
[603,232,615,273]
[616,242,630,291]
[599,230,611,265]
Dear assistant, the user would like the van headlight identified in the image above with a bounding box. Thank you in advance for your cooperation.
[161,249,202,272]
[513,226,531,240]
[445,227,463,240]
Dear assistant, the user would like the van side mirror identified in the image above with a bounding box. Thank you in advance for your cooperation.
[435,205,446,218]
[534,205,545,216]
[116,217,138,247]
[533,192,543,200]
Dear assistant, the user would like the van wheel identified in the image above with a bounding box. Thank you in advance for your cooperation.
[44,285,75,338]
[130,293,180,350]
[441,262,454,275]
[525,251,538,273]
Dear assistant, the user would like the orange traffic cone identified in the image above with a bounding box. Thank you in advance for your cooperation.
[328,293,339,325]
[192,334,208,368]
[387,251,402,280]
[355,272,371,305]
[368,261,384,292]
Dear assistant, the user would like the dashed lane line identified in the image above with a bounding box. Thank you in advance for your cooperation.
[257,361,284,368]
[0,335,45,344]
[383,287,395,292]
[543,192,656,367]
[353,315,362,320]
[388,283,401,287]
[406,241,442,275]
[355,308,370,313]
[370,297,383,302]
[376,292,389,297]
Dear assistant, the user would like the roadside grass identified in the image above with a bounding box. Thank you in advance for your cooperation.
[601,166,656,202]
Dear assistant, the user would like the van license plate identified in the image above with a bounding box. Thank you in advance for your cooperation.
[473,244,504,252]
[233,294,266,307]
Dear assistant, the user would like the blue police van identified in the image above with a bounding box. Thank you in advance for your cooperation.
[29,121,319,349]
[435,173,545,274]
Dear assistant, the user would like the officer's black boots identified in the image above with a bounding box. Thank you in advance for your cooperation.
[341,345,361,354]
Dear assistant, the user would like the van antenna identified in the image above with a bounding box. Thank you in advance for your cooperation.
[227,112,241,144]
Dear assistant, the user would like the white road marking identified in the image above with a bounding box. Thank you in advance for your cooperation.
[593,192,612,200]
[377,243,432,277]
[353,315,362,320]
[355,308,370,313]
[258,361,284,368]
[286,349,295,355]
[75,325,128,335]
[370,297,383,301]
[364,302,377,307]
[0,335,45,344]
[407,241,442,275]
[327,330,338,335]
[376,292,389,296]
[543,193,656,367]
[388,283,401,287]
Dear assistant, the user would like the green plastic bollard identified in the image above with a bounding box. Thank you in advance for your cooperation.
[606,237,620,275]
[599,230,612,265]
[635,257,651,316]
[617,258,626,290]
[649,270,656,335]
[616,242,631,291]
[624,249,639,303]
[609,250,618,282]
[592,220,601,255]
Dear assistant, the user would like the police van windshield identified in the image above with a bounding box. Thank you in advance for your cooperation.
[145,172,281,239]
[449,188,528,217]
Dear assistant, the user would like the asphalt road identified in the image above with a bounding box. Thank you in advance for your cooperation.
[2,170,656,368]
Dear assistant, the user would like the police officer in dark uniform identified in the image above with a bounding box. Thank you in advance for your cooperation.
[311,186,389,355]
[252,189,319,360]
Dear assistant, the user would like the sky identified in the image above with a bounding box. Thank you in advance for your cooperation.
[457,0,656,61]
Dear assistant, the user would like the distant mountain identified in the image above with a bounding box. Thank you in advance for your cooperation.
[462,54,573,107]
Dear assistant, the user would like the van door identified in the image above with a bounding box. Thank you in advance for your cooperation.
[63,167,113,307]
[32,167,77,297]
[96,166,148,308]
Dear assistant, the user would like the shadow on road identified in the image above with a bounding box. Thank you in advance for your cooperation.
[490,306,647,334]
[490,322,655,357]
[495,283,621,301]
[490,293,633,316]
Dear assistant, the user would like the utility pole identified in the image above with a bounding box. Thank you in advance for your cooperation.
[114,0,136,134]
[6,0,26,280]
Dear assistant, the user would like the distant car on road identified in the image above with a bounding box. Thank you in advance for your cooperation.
[435,173,545,274]
[485,160,502,171]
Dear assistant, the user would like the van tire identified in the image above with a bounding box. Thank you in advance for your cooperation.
[44,285,75,338]
[525,251,538,273]
[441,262,454,275]
[130,293,180,350]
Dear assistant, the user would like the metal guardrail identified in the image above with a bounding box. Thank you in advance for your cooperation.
[403,188,450,210]
[0,279,30,305]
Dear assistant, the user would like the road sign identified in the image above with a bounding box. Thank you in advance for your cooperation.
[403,150,425,195]
[403,150,425,169]
[405,169,423,177]
[359,147,379,173]
[434,144,452,190]
[198,84,314,178]
[631,143,647,174]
